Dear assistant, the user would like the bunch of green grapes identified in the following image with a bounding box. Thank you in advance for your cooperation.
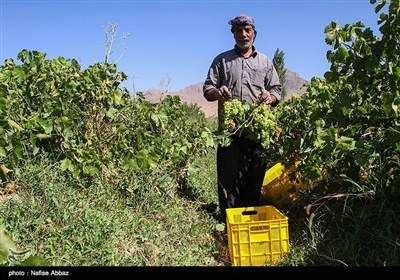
[222,99,246,133]
[247,103,277,149]
[222,99,277,149]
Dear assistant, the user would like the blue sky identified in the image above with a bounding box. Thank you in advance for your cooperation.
[1,0,382,93]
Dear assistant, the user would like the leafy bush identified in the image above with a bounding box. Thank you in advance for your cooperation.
[0,50,213,192]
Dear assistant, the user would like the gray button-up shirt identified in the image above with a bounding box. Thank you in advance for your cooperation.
[203,46,282,128]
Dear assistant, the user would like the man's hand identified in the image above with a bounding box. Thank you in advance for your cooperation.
[216,85,232,101]
[260,90,276,105]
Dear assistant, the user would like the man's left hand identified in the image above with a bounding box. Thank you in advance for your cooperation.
[261,90,276,105]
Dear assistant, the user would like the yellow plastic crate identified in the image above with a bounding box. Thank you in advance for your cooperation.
[226,206,289,266]
[261,162,305,208]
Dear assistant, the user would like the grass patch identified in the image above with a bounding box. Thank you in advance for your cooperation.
[0,155,224,266]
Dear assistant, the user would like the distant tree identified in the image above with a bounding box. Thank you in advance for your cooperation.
[273,48,287,100]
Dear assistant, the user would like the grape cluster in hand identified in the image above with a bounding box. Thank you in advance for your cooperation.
[222,99,277,149]
[222,99,245,133]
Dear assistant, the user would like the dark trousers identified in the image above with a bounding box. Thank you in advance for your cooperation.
[217,136,267,222]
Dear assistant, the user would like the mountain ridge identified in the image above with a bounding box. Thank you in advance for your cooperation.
[143,69,309,117]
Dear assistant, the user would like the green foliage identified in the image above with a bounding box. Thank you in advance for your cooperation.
[0,48,221,266]
[0,228,49,266]
[0,49,130,179]
[0,50,213,190]
[0,154,222,266]
[270,0,400,197]
[272,0,400,266]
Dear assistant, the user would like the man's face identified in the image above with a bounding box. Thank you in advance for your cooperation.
[233,25,255,50]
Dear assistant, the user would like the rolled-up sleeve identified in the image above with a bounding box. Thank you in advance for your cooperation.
[203,56,220,99]
[264,61,282,103]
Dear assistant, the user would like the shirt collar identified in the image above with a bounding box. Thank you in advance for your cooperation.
[234,45,258,58]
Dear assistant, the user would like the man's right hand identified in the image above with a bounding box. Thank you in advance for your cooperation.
[217,85,232,101]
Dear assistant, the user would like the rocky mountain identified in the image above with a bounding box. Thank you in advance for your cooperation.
[143,69,309,117]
